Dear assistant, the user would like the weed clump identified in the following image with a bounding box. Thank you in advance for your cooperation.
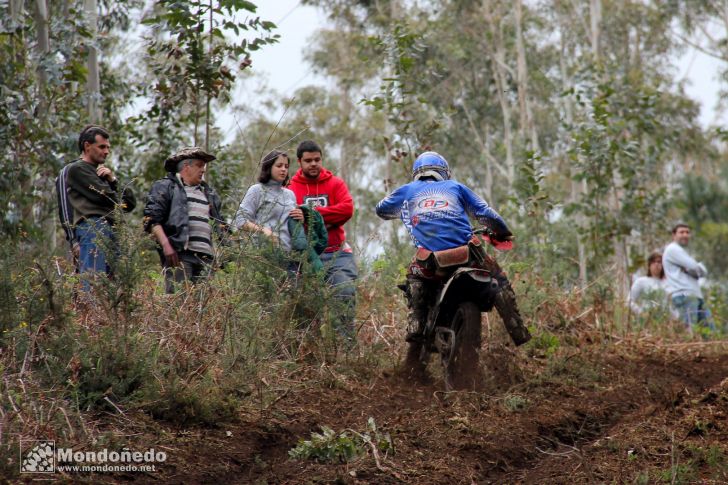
[289,418,393,464]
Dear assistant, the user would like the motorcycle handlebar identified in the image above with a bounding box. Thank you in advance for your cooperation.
[473,227,514,251]
[472,227,494,236]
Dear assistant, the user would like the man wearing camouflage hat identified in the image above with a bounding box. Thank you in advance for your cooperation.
[143,147,227,293]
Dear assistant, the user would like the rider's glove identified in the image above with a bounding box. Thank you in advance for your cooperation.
[491,228,513,242]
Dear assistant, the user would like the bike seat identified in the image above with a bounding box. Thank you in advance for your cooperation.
[433,245,470,268]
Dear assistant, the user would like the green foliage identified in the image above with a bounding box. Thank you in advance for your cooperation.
[140,0,278,151]
[289,417,393,464]
[699,445,727,471]
[565,75,679,273]
[289,426,364,463]
[0,219,368,428]
[648,445,728,484]
[634,472,650,484]
[0,1,142,241]
[143,374,240,426]
[362,21,438,152]
[45,326,154,411]
[0,244,74,351]
[526,329,560,357]
[679,171,728,279]
[502,394,529,412]
[658,463,697,484]
[513,151,551,222]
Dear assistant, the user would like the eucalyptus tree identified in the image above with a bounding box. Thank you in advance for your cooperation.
[0,0,141,244]
[552,0,709,295]
[137,0,278,165]
[296,0,714,290]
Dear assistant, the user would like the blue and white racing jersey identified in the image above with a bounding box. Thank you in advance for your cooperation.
[375,179,509,251]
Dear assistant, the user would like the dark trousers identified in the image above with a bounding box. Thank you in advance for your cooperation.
[319,250,358,341]
[163,251,213,294]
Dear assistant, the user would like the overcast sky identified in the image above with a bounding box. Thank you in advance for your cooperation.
[226,2,725,143]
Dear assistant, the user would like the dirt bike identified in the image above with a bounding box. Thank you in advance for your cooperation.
[399,228,530,390]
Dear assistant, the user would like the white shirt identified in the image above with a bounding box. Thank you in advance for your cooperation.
[629,276,668,314]
[662,242,707,299]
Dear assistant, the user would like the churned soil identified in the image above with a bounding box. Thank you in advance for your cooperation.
[65,339,726,485]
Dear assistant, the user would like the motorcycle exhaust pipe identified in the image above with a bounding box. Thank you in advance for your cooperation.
[489,280,500,291]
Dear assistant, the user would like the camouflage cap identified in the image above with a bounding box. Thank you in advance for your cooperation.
[164,146,216,173]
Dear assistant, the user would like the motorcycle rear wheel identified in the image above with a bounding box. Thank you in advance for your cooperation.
[443,301,482,391]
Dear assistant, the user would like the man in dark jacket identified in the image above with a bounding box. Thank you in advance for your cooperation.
[56,161,79,266]
[66,125,136,289]
[143,147,226,293]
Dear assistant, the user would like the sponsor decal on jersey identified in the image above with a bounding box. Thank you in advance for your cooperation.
[417,198,449,210]
[303,194,329,208]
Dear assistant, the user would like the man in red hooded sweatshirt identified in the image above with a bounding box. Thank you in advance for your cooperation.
[289,140,358,344]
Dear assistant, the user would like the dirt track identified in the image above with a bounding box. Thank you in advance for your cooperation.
[133,343,728,484]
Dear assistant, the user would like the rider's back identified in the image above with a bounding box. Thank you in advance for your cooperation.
[375,179,505,252]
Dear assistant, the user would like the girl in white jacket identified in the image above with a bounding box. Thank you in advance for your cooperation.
[630,252,669,315]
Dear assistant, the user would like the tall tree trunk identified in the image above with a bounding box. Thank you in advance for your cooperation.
[9,0,24,67]
[33,0,49,88]
[460,96,502,201]
[337,86,352,184]
[84,0,102,122]
[484,129,494,202]
[590,0,601,61]
[205,0,213,151]
[33,0,54,247]
[9,0,24,175]
[559,5,588,287]
[9,0,23,27]
[482,0,515,190]
[514,0,539,151]
[614,2,631,301]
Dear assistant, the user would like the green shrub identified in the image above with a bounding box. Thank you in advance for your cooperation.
[526,329,560,357]
[289,426,364,463]
[43,326,154,411]
[142,375,240,426]
[289,418,393,464]
[502,394,529,412]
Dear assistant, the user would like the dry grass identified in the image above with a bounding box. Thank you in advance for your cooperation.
[0,242,725,481]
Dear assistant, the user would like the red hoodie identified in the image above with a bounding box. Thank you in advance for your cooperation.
[288,168,354,252]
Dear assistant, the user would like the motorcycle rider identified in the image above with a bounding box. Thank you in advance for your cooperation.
[375,151,530,346]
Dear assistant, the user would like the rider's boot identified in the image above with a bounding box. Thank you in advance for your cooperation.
[494,279,531,346]
[405,278,428,343]
[405,314,425,343]
[474,249,531,346]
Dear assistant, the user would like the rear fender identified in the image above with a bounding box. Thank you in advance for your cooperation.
[433,268,499,322]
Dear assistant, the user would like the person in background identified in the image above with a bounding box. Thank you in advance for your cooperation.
[143,147,226,293]
[662,223,715,333]
[56,158,79,267]
[66,125,136,290]
[288,140,358,343]
[629,252,669,315]
[232,150,300,275]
